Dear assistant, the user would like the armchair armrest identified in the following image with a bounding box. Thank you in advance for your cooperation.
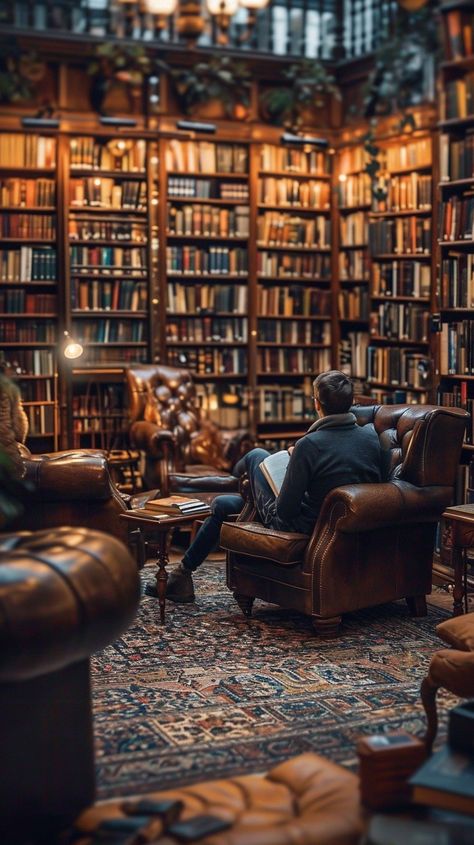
[23,453,117,503]
[316,479,453,535]
[129,420,176,458]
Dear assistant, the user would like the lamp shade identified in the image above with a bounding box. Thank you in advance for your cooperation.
[206,0,239,16]
[144,0,178,14]
[239,0,269,9]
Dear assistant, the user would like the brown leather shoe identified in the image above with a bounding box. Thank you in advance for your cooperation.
[166,564,195,603]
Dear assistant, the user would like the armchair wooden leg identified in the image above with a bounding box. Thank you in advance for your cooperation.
[312,615,342,638]
[421,676,439,753]
[234,592,255,618]
[406,595,427,617]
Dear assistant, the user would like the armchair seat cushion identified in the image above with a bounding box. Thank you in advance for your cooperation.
[221,521,310,566]
[170,471,239,494]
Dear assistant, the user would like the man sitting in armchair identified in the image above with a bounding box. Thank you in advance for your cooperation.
[167,370,385,602]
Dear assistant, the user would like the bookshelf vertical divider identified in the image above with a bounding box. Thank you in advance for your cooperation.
[157,136,169,366]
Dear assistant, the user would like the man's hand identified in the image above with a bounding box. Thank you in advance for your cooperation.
[287,445,295,456]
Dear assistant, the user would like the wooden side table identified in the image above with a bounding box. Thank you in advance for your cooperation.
[120,508,210,624]
[441,504,474,616]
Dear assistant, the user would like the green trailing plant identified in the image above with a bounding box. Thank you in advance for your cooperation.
[87,43,168,114]
[171,57,252,118]
[260,59,340,129]
[362,5,441,119]
[0,41,46,104]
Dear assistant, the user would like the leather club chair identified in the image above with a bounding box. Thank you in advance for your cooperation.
[421,612,474,752]
[221,404,469,637]
[126,364,254,496]
[0,526,140,843]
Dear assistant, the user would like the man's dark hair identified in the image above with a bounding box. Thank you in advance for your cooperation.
[313,370,353,415]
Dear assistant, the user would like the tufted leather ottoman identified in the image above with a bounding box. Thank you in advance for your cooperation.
[75,753,363,845]
[0,527,140,844]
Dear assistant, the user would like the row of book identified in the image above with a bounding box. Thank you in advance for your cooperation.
[69,179,146,210]
[369,303,430,343]
[257,251,330,279]
[440,195,474,241]
[0,246,56,282]
[0,291,56,314]
[0,135,55,168]
[69,220,147,242]
[440,251,474,308]
[168,177,248,201]
[383,139,432,171]
[166,317,247,343]
[339,249,369,280]
[259,146,329,175]
[338,147,368,175]
[80,347,147,365]
[168,205,249,238]
[258,177,330,209]
[2,350,54,376]
[0,320,56,342]
[166,283,247,314]
[338,287,369,320]
[258,385,314,421]
[438,384,474,444]
[340,332,368,378]
[167,246,248,276]
[340,212,368,246]
[368,387,427,405]
[0,178,55,208]
[167,347,246,374]
[165,141,248,174]
[258,319,330,344]
[442,7,474,60]
[74,320,145,343]
[257,213,330,248]
[69,138,146,172]
[19,379,54,402]
[70,246,146,270]
[24,405,55,436]
[373,173,431,212]
[440,320,474,374]
[0,214,55,240]
[196,383,249,429]
[72,279,148,312]
[257,285,331,316]
[369,218,431,254]
[257,348,331,373]
[367,347,431,388]
[372,261,431,298]
[337,173,372,208]
[442,74,474,121]
[72,385,124,417]
[440,133,474,181]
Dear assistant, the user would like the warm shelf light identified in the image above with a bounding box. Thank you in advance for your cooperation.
[63,332,84,361]
[143,0,178,12]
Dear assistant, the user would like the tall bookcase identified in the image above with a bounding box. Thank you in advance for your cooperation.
[367,127,435,404]
[335,136,371,389]
[437,0,474,500]
[0,130,59,450]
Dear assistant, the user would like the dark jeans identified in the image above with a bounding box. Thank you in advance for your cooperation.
[182,449,277,572]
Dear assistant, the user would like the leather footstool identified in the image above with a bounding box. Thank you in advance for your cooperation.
[75,753,363,845]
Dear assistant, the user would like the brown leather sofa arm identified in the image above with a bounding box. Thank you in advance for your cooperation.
[130,420,176,458]
[316,479,453,534]
[0,527,140,682]
[23,453,117,502]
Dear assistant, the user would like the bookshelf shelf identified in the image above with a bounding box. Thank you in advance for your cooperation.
[0,312,56,318]
[69,169,146,180]
[70,207,147,216]
[259,170,330,181]
[372,295,431,303]
[439,116,474,129]
[167,171,247,180]
[166,340,247,347]
[439,239,474,247]
[169,197,247,206]
[70,239,146,247]
[0,206,56,213]
[167,234,248,242]
[257,342,331,348]
[71,310,147,318]
[371,253,431,260]
[0,238,55,245]
[369,335,429,346]
[257,275,330,283]
[257,243,330,252]
[0,167,55,176]
[257,204,330,214]
[369,208,432,217]
[367,380,428,392]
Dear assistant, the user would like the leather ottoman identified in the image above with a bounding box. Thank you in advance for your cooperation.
[75,753,363,845]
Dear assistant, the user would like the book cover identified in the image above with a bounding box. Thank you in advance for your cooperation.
[259,450,290,497]
[409,744,474,816]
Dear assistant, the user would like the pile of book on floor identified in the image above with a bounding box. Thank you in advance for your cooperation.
[144,496,211,517]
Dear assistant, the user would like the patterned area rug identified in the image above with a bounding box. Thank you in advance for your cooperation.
[92,559,453,799]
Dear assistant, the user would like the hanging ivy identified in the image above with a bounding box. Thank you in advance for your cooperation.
[171,56,252,118]
[260,58,340,129]
[0,40,46,104]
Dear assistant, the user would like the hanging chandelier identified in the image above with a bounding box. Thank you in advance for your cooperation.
[133,0,270,44]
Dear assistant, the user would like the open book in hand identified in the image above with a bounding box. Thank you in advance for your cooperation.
[259,450,290,497]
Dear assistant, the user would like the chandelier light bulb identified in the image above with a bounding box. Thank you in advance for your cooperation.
[144,0,178,14]
[206,0,239,16]
[239,0,269,9]
[63,332,84,361]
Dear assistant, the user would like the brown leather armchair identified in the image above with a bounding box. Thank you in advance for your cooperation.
[221,405,469,637]
[421,612,474,752]
[126,364,254,495]
[4,445,130,545]
[0,527,140,843]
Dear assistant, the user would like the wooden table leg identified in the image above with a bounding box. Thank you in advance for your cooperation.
[452,543,465,617]
[155,528,173,625]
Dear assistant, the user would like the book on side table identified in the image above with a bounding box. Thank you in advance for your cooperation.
[409,744,474,816]
[144,496,211,517]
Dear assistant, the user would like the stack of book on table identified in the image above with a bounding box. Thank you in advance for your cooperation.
[144,496,211,517]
